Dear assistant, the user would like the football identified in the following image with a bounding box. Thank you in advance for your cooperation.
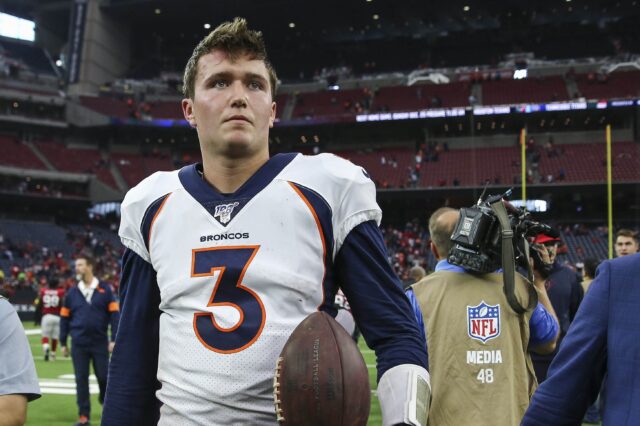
[273,311,371,425]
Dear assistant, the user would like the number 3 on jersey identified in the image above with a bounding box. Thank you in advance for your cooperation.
[191,246,265,354]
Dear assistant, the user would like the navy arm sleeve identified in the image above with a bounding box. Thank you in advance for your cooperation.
[528,302,559,348]
[108,287,120,342]
[335,220,428,382]
[405,288,428,369]
[522,260,609,425]
[102,249,161,426]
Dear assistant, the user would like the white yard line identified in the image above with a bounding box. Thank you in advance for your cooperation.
[38,375,99,395]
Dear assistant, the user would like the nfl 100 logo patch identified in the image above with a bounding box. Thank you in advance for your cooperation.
[467,301,501,343]
[213,202,240,225]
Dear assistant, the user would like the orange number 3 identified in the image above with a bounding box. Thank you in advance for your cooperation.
[191,246,265,353]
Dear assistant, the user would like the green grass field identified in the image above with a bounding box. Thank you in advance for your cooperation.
[22,322,381,425]
[23,322,598,426]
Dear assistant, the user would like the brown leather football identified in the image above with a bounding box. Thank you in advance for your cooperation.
[273,311,371,425]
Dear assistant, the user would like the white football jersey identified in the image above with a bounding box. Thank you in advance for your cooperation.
[119,153,381,425]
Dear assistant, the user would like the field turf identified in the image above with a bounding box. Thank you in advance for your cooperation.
[22,322,597,426]
[22,322,381,425]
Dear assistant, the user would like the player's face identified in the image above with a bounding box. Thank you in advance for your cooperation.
[182,49,276,160]
[615,236,639,257]
[75,259,91,278]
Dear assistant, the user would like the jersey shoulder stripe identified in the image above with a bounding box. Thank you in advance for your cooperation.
[119,170,182,262]
[280,153,382,255]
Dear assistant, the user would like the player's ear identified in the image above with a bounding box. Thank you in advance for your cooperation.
[268,100,276,128]
[182,98,197,128]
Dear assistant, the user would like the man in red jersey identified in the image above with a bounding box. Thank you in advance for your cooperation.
[37,277,65,361]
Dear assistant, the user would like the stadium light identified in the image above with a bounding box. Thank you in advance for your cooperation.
[289,22,296,28]
[0,12,35,42]
[204,23,211,29]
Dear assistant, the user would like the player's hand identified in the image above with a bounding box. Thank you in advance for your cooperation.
[108,342,115,353]
[62,346,69,357]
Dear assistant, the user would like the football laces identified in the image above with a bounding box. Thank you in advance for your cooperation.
[273,356,285,423]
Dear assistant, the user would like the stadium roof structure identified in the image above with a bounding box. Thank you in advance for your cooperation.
[0,0,638,80]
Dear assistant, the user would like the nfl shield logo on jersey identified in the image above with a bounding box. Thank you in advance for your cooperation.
[213,202,240,225]
[467,301,500,343]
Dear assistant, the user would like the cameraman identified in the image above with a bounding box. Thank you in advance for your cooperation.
[406,208,559,426]
[529,233,583,383]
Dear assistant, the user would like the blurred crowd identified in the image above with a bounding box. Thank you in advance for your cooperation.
[0,223,122,302]
[0,218,634,304]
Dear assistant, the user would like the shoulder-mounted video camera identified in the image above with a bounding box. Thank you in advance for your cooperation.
[448,189,553,313]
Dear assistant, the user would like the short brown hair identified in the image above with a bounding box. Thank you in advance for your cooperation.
[616,228,638,241]
[428,207,459,257]
[77,254,95,268]
[182,17,278,100]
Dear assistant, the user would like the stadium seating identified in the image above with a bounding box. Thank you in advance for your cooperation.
[337,148,414,188]
[373,82,470,111]
[111,153,149,187]
[576,70,640,100]
[0,136,47,170]
[536,141,638,183]
[291,88,372,118]
[33,141,119,190]
[0,219,71,257]
[147,101,183,119]
[112,152,174,187]
[417,146,520,187]
[0,38,56,75]
[481,77,569,105]
[400,142,638,187]
[34,140,100,174]
[79,96,134,119]
[559,228,609,264]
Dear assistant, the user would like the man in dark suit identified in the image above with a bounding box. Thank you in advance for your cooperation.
[522,253,640,425]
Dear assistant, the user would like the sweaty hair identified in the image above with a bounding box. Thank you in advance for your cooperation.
[616,228,638,242]
[428,207,458,257]
[182,17,278,100]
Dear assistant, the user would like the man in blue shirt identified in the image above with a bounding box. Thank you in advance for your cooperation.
[61,255,119,426]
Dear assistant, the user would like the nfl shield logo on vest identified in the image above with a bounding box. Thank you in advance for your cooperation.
[467,301,501,343]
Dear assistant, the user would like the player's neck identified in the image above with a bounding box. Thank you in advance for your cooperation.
[202,153,269,194]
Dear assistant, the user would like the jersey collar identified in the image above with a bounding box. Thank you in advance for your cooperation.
[178,153,299,226]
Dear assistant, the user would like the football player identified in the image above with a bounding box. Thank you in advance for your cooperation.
[37,276,65,361]
[103,18,429,426]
